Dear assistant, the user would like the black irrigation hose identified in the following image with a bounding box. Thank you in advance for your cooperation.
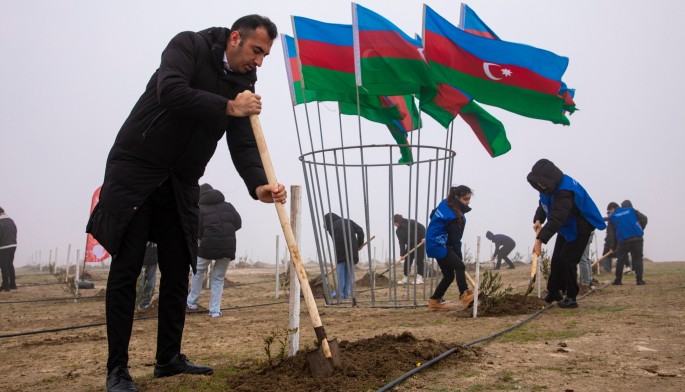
[376,283,608,392]
[0,299,289,339]
[0,296,104,305]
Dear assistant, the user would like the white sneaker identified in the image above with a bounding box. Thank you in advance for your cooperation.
[210,312,221,318]
[416,275,424,284]
[187,303,198,310]
[397,276,408,285]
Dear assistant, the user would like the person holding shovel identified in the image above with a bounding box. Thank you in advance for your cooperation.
[393,214,426,285]
[527,159,606,309]
[323,213,365,300]
[485,231,516,270]
[601,202,620,273]
[425,185,475,311]
[86,15,286,392]
[609,200,648,285]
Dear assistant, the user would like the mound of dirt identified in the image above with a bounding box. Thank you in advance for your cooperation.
[355,272,390,288]
[459,293,547,317]
[225,332,480,391]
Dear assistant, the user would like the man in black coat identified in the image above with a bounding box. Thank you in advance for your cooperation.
[485,231,516,270]
[393,214,426,284]
[323,213,365,299]
[86,15,286,392]
[0,206,18,291]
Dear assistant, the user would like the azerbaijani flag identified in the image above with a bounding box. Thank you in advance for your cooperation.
[420,83,510,157]
[292,16,356,96]
[457,4,576,114]
[281,34,317,105]
[423,5,570,125]
[352,3,437,100]
[459,100,511,158]
[459,3,500,39]
[420,83,472,128]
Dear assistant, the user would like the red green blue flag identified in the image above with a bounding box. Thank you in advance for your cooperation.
[459,3,500,39]
[352,3,437,100]
[424,5,570,125]
[457,4,576,114]
[281,34,318,106]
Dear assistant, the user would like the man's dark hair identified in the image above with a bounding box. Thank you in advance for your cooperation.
[607,202,619,210]
[0,206,4,214]
[393,214,404,224]
[231,14,278,40]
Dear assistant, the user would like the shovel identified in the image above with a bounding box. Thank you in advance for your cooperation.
[591,250,614,268]
[377,239,425,276]
[524,229,542,298]
[358,235,376,251]
[250,115,341,377]
[523,253,538,298]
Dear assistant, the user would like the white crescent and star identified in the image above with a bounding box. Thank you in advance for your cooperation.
[483,62,512,80]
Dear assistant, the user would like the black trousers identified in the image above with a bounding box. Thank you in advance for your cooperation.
[403,244,426,277]
[495,243,515,269]
[0,247,16,288]
[430,249,468,300]
[106,181,190,371]
[616,239,644,281]
[547,230,592,299]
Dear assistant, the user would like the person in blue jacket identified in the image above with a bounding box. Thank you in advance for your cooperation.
[609,200,648,285]
[425,185,475,311]
[527,159,606,309]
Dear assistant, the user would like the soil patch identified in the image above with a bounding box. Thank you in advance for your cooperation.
[225,332,479,392]
[355,272,390,288]
[459,293,547,317]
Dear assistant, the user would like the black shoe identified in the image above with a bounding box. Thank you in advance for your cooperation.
[0,286,9,292]
[507,266,515,269]
[636,279,646,285]
[106,366,139,392]
[543,290,563,304]
[9,284,17,290]
[612,279,622,285]
[154,353,213,378]
[557,297,578,309]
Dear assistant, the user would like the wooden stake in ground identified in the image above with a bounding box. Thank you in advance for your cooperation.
[250,114,340,376]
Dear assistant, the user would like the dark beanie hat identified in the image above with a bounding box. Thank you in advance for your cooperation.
[607,202,619,210]
[200,183,213,194]
[486,231,493,240]
[393,214,404,224]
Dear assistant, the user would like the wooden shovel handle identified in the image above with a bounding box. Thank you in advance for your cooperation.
[250,114,332,358]
[591,250,614,268]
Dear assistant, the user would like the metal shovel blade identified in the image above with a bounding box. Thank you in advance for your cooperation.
[306,338,341,377]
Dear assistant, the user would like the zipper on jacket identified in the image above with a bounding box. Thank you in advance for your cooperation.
[141,109,168,141]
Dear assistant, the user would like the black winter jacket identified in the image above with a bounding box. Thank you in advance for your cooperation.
[86,27,266,266]
[0,215,17,247]
[198,189,242,260]
[323,213,365,264]
[395,218,426,255]
[527,159,593,244]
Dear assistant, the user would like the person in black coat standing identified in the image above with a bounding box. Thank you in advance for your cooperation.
[323,213,365,299]
[86,15,286,392]
[485,231,516,270]
[393,214,426,284]
[187,184,242,317]
[0,207,18,291]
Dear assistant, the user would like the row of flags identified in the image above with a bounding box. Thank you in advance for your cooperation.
[282,3,576,160]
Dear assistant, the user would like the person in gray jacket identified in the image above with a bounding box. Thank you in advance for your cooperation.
[0,207,18,291]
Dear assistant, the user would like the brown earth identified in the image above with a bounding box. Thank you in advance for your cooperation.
[0,261,683,391]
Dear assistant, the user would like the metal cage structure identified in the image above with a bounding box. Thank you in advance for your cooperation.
[292,102,458,307]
